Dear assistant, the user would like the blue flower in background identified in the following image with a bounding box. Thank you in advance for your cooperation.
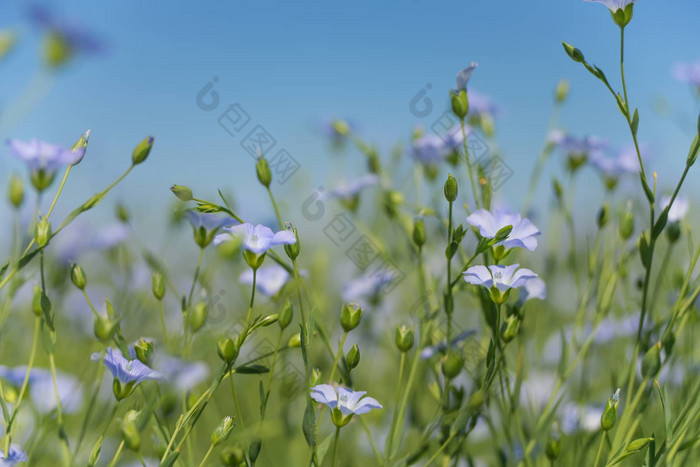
[92,347,163,386]
[0,366,83,415]
[239,263,290,296]
[467,209,541,251]
[660,195,689,223]
[456,62,478,92]
[185,211,231,231]
[420,329,477,359]
[673,60,700,88]
[589,144,649,179]
[0,444,28,466]
[27,4,104,57]
[468,90,502,118]
[8,138,85,171]
[518,277,547,304]
[152,353,209,393]
[310,384,382,415]
[549,130,608,158]
[463,264,537,292]
[342,270,395,303]
[584,0,636,12]
[329,174,379,200]
[213,223,296,254]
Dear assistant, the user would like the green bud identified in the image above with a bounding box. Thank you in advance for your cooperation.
[212,416,235,446]
[0,30,17,61]
[288,333,302,348]
[332,119,350,137]
[70,263,87,290]
[667,222,681,243]
[8,174,24,209]
[395,325,415,353]
[331,407,353,428]
[121,410,141,451]
[44,31,73,68]
[687,134,700,167]
[32,284,44,317]
[310,368,322,387]
[412,218,426,247]
[116,203,130,223]
[284,225,300,261]
[94,315,117,343]
[597,203,609,229]
[552,179,563,203]
[562,42,585,63]
[545,436,561,461]
[220,446,245,466]
[132,136,154,165]
[444,174,458,202]
[34,216,51,248]
[555,79,570,103]
[500,315,520,343]
[601,388,620,431]
[619,208,635,240]
[278,299,293,329]
[450,89,469,119]
[152,272,165,300]
[346,344,360,370]
[340,303,363,332]
[626,437,654,453]
[256,157,272,187]
[30,169,56,192]
[641,341,662,378]
[217,337,239,364]
[442,352,464,379]
[260,314,278,327]
[134,338,154,365]
[170,184,193,201]
[112,379,136,401]
[243,250,266,270]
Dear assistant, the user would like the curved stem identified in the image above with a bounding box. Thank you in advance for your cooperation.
[460,119,480,209]
[198,443,215,467]
[328,332,348,383]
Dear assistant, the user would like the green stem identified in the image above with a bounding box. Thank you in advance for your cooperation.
[460,118,480,209]
[106,440,125,467]
[49,353,71,466]
[328,332,348,383]
[158,298,169,345]
[198,443,215,467]
[332,427,341,467]
[594,431,606,467]
[385,352,406,462]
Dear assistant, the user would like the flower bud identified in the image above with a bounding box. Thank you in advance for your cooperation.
[310,368,322,387]
[442,352,464,379]
[256,157,272,187]
[0,31,17,60]
[346,344,360,370]
[189,302,208,333]
[132,136,154,165]
[212,416,235,446]
[555,79,570,104]
[545,436,561,461]
[116,203,130,223]
[70,129,90,166]
[260,314,278,327]
[152,272,165,300]
[30,169,55,192]
[340,303,363,332]
[70,263,87,290]
[284,226,300,261]
[667,222,681,243]
[94,315,117,343]
[331,407,353,428]
[220,446,245,466]
[444,174,458,202]
[641,341,662,378]
[32,284,44,317]
[412,218,426,247]
[601,388,620,431]
[619,209,635,240]
[395,325,415,353]
[279,299,293,329]
[450,90,469,120]
[288,333,302,348]
[217,337,239,364]
[170,184,193,201]
[597,203,609,229]
[34,216,51,248]
[562,42,584,63]
[501,315,520,343]
[121,410,141,451]
[8,174,24,209]
[134,338,154,365]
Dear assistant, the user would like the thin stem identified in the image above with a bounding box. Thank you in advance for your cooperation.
[107,440,125,467]
[244,268,257,328]
[385,352,406,462]
[328,332,348,383]
[198,444,215,467]
[229,371,245,431]
[158,298,169,345]
[267,187,284,229]
[460,118,480,209]
[48,353,71,466]
[594,431,606,467]
[332,427,341,467]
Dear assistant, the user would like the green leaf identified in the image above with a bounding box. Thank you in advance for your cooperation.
[631,108,640,136]
[302,397,316,448]
[653,208,669,240]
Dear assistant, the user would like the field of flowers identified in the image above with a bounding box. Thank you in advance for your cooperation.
[1,0,700,466]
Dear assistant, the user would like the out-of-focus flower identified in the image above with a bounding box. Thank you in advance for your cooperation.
[8,138,86,191]
[151,354,209,393]
[27,4,104,67]
[589,144,650,180]
[342,270,396,303]
[0,366,83,415]
[310,384,382,415]
[92,347,163,386]
[660,195,689,223]
[54,223,130,263]
[561,403,604,434]
[329,174,379,200]
[239,263,290,296]
[518,277,547,304]
[411,127,466,166]
[185,211,231,231]
[0,30,17,60]
[213,223,296,254]
[584,0,636,12]
[0,444,28,466]
[463,264,538,292]
[673,60,700,88]
[467,209,541,251]
[420,329,477,359]
[549,131,607,158]
[468,90,502,118]
[456,62,478,92]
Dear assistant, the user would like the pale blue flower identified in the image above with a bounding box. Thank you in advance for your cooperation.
[420,329,477,359]
[468,90,502,118]
[673,60,700,87]
[561,403,604,434]
[152,354,209,393]
[310,384,382,415]
[660,195,689,223]
[411,127,466,166]
[239,263,290,296]
[466,209,541,251]
[330,174,379,199]
[463,264,537,292]
[0,366,83,414]
[7,138,85,171]
[342,270,396,302]
[548,130,608,158]
[91,347,163,385]
[456,62,478,92]
[27,4,104,55]
[185,211,231,231]
[589,144,649,178]
[518,277,547,304]
[0,444,28,466]
[584,0,636,12]
[213,223,296,254]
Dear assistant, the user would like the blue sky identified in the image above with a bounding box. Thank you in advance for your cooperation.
[1,0,699,225]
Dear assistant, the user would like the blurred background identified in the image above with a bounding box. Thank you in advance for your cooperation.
[1,0,699,237]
